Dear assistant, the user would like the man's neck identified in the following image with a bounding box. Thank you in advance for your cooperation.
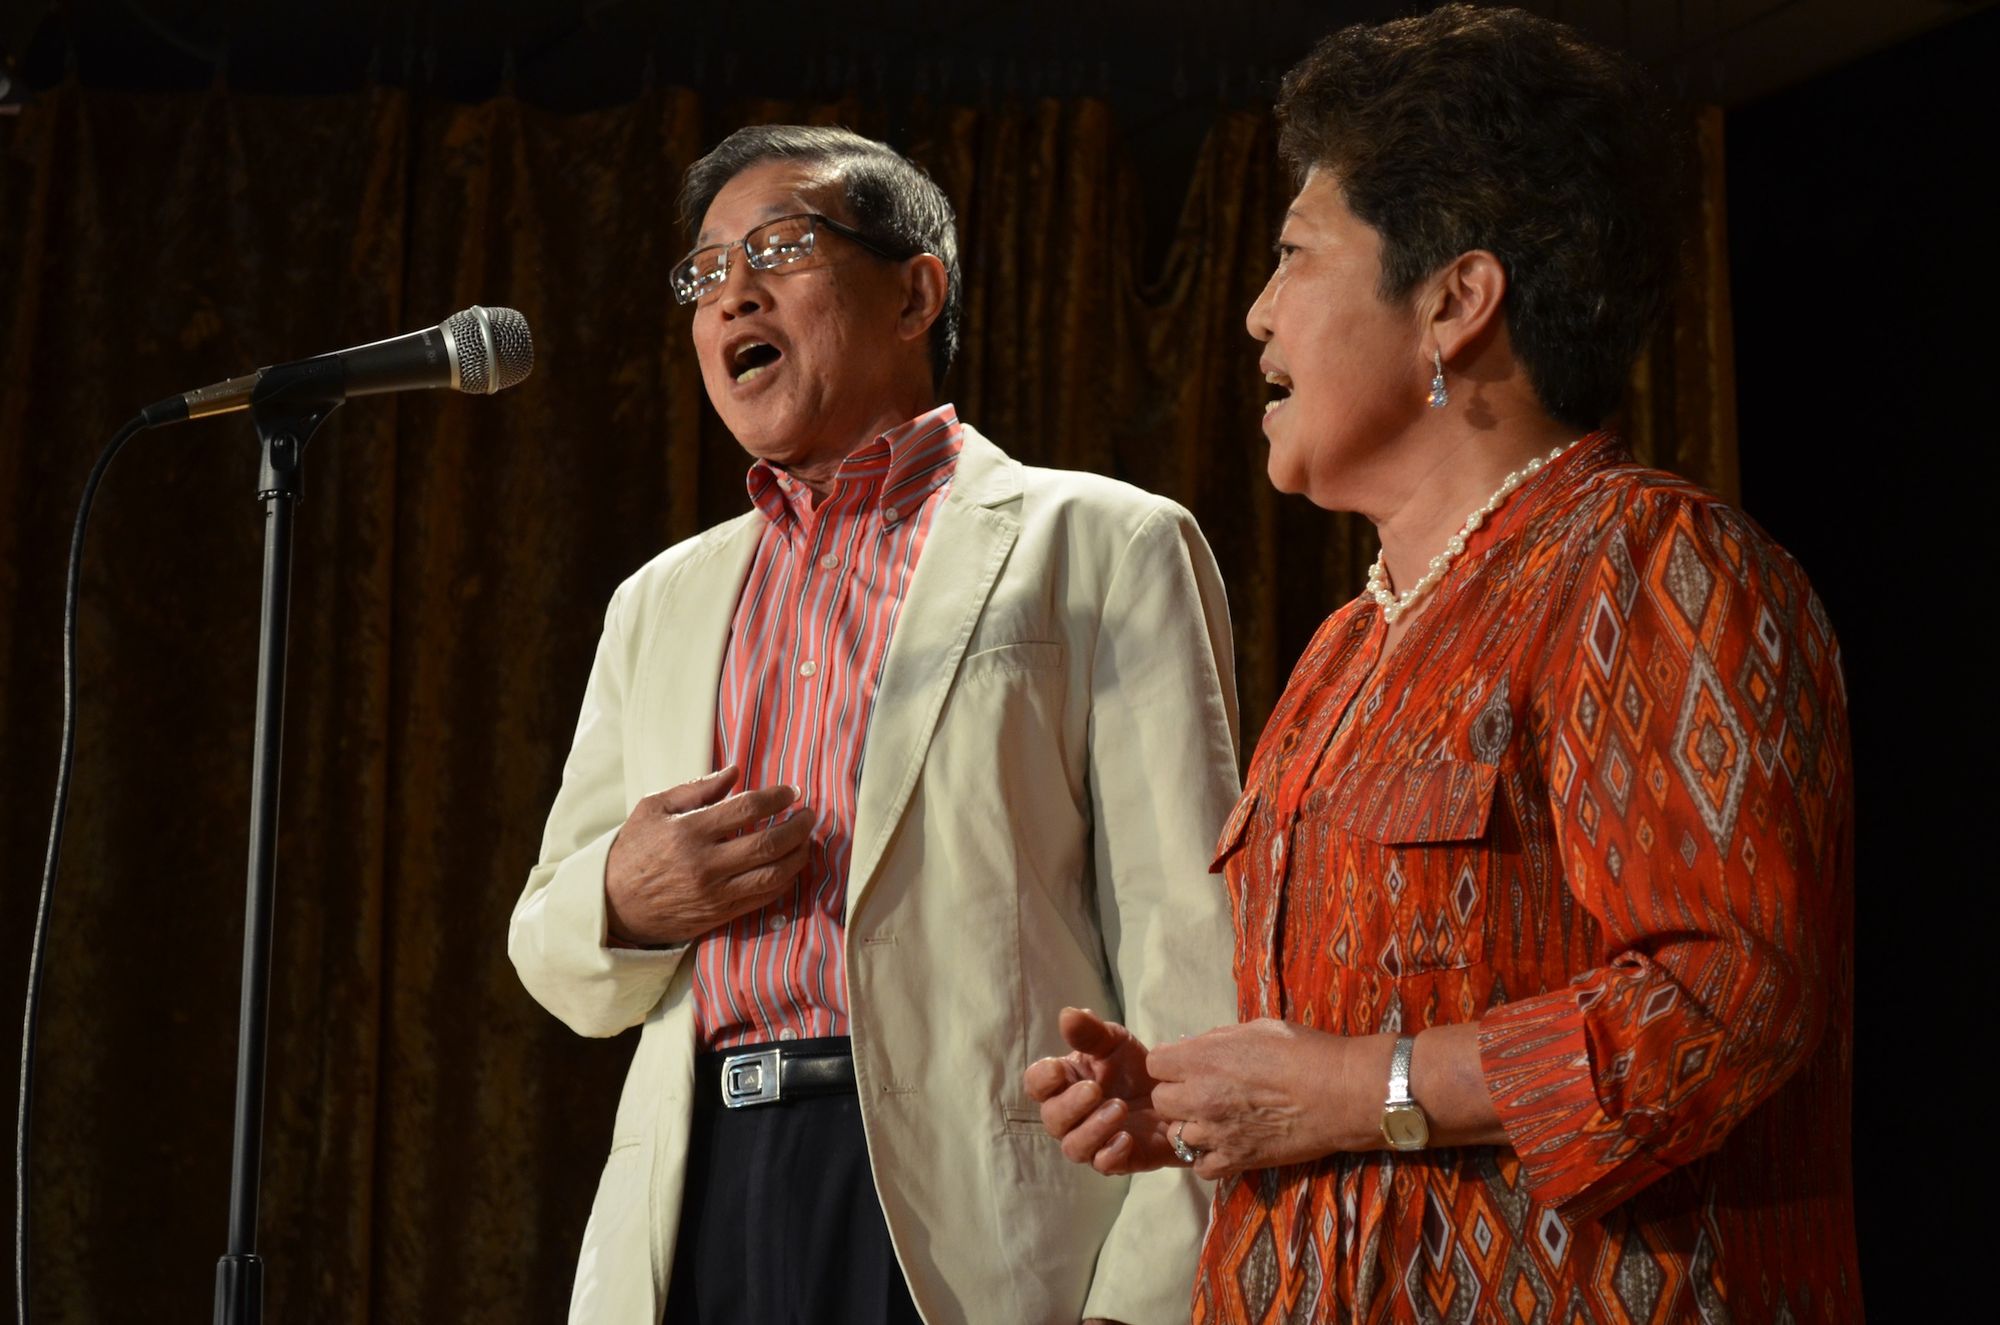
[781,393,939,498]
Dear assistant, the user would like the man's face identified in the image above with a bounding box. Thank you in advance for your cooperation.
[1247,167,1425,511]
[689,159,916,472]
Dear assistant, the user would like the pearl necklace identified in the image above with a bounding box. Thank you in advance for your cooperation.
[1366,437,1583,624]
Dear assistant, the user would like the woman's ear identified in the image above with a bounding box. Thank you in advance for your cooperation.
[1426,249,1509,365]
[898,254,949,343]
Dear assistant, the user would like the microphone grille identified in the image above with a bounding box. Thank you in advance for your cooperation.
[443,305,535,395]
[486,307,535,392]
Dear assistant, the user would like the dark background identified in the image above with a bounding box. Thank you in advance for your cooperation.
[1729,11,1992,1306]
[4,0,1992,1319]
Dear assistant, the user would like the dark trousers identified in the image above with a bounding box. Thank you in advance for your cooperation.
[665,1040,925,1325]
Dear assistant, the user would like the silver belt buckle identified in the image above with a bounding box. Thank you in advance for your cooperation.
[720,1048,783,1108]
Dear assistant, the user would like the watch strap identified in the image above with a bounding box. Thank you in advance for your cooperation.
[1386,1034,1417,1106]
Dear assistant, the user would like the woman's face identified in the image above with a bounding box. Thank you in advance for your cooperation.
[1247,168,1427,512]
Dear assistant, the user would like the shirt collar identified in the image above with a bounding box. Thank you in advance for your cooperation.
[745,403,964,528]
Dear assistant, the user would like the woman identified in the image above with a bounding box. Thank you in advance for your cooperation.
[1027,6,1857,1322]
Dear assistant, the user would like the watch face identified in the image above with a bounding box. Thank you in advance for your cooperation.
[1381,1103,1430,1151]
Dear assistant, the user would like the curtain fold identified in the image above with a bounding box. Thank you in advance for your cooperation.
[1623,105,1739,502]
[0,81,1733,1322]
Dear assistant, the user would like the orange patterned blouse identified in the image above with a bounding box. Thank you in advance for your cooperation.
[1193,436,1859,1323]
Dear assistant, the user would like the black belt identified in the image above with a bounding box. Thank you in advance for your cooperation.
[696,1037,856,1109]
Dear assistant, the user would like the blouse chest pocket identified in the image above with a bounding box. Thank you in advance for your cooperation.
[1309,759,1498,976]
[1210,787,1261,872]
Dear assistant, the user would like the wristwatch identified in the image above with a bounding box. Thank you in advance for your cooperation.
[1379,1035,1431,1151]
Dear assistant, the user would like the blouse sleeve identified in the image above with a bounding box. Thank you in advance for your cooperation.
[1476,494,1853,1220]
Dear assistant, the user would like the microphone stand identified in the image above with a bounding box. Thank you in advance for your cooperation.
[212,361,344,1325]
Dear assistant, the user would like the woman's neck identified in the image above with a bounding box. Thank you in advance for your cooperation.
[1371,416,1580,601]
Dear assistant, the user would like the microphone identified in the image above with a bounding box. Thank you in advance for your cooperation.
[146,305,534,424]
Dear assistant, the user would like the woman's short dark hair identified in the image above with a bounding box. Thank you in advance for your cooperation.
[678,125,963,391]
[1276,4,1685,430]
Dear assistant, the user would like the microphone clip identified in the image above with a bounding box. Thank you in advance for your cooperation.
[248,360,346,502]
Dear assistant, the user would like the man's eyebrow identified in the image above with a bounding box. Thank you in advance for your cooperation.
[695,199,816,248]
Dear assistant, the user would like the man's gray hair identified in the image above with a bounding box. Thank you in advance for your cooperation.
[679,125,963,390]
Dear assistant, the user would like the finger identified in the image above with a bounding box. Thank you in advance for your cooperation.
[715,844,812,913]
[692,783,805,838]
[1145,1038,1195,1083]
[1024,1056,1083,1102]
[1091,1129,1137,1175]
[1082,1114,1174,1177]
[1151,1081,1193,1119]
[654,765,741,815]
[1177,1121,1236,1180]
[1058,1006,1130,1058]
[1036,1079,1103,1137]
[1058,1097,1131,1166]
[666,851,805,942]
[708,807,817,875]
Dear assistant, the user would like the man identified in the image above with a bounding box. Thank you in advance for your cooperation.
[509,125,1240,1325]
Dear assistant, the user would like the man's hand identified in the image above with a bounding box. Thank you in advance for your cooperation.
[1024,1007,1183,1175]
[603,764,816,947]
[1146,1019,1394,1181]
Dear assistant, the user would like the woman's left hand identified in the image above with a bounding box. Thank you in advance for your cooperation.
[1147,1019,1396,1180]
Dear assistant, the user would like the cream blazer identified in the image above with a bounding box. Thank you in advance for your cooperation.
[509,427,1241,1324]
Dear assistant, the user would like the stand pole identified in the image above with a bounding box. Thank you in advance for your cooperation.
[213,376,338,1325]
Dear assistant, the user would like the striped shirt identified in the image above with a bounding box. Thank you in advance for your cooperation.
[692,404,965,1050]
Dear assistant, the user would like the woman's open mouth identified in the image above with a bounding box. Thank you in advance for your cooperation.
[1264,369,1293,415]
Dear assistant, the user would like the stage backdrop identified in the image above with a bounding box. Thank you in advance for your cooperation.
[0,82,1732,1322]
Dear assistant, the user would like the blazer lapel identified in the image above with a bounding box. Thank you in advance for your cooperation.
[845,427,1022,919]
[636,514,763,789]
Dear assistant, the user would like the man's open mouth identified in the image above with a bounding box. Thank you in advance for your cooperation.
[731,340,783,384]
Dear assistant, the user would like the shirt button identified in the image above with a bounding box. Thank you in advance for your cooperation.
[769,913,788,931]
[819,553,840,570]
[882,506,900,524]
[799,660,818,678]
[778,1028,798,1042]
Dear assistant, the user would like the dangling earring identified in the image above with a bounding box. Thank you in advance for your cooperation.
[1428,349,1449,409]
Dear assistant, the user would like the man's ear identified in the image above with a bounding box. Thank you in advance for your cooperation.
[1425,249,1508,367]
[897,254,949,344]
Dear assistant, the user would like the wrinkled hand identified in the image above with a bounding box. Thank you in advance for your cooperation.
[603,764,816,947]
[1148,1019,1393,1181]
[1024,1007,1183,1175]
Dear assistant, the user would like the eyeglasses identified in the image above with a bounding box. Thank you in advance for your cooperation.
[670,212,909,306]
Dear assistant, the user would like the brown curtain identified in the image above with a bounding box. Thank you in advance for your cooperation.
[0,82,1733,1321]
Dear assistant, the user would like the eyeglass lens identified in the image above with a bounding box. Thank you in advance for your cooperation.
[672,215,820,304]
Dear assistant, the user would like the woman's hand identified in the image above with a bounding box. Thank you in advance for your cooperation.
[1147,1020,1397,1180]
[1024,1007,1184,1174]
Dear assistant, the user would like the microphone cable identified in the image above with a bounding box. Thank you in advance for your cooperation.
[15,406,174,1325]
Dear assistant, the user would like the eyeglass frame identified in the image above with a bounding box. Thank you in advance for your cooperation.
[670,211,915,307]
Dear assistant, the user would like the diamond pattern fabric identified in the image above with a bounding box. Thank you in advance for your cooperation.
[1193,436,1857,1323]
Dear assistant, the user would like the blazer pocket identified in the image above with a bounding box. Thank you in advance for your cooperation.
[1320,759,1498,974]
[1001,1104,1048,1136]
[957,639,1065,680]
